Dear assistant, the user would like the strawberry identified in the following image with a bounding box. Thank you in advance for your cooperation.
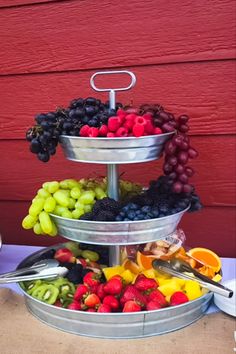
[122,300,141,312]
[147,289,167,307]
[146,300,162,311]
[132,123,145,137]
[83,271,101,288]
[134,274,158,292]
[54,300,62,308]
[117,108,127,117]
[79,124,90,137]
[87,308,96,312]
[120,285,147,308]
[88,127,99,137]
[96,283,106,300]
[103,295,120,311]
[67,301,83,311]
[170,291,189,306]
[97,304,112,313]
[108,117,120,132]
[77,257,87,268]
[103,276,123,295]
[98,124,108,136]
[84,293,101,308]
[74,284,89,301]
[142,113,153,121]
[54,248,75,263]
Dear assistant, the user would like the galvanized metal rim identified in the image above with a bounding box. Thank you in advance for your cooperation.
[60,131,175,141]
[50,205,190,225]
[20,286,213,316]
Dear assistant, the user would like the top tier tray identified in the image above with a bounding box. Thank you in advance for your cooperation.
[59,133,174,164]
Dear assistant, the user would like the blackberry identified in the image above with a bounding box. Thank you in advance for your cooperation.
[79,212,94,221]
[93,210,115,221]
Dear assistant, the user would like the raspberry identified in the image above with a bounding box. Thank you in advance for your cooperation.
[134,116,147,126]
[125,113,136,122]
[123,120,134,131]
[144,120,155,134]
[99,124,108,136]
[88,127,99,137]
[132,123,145,137]
[117,115,126,125]
[142,113,153,121]
[79,125,90,137]
[117,108,127,117]
[116,127,128,137]
[154,127,162,135]
[108,117,121,132]
[107,132,116,137]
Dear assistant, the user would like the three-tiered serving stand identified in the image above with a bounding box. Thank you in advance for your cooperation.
[19,71,212,338]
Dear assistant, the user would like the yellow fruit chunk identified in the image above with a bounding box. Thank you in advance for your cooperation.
[120,269,135,284]
[165,295,171,303]
[158,279,181,296]
[184,280,203,300]
[142,269,158,279]
[171,277,186,288]
[212,274,222,282]
[122,259,141,274]
[102,266,124,280]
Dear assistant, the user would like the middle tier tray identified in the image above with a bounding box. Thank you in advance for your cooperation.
[59,132,174,164]
[50,206,189,245]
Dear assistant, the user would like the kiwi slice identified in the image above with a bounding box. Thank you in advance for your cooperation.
[32,284,59,305]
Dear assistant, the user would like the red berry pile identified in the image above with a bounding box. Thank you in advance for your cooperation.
[60,272,189,313]
[80,109,163,138]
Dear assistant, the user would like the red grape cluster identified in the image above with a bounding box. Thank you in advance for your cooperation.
[163,115,198,193]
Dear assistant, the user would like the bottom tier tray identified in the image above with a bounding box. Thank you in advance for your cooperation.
[17,244,213,339]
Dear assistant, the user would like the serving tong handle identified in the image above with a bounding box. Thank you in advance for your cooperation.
[152,260,233,298]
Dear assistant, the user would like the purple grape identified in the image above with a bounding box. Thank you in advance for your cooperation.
[179,173,189,183]
[163,163,173,174]
[180,141,189,150]
[185,166,195,177]
[175,164,185,174]
[159,111,170,122]
[168,156,178,166]
[178,151,189,164]
[162,123,175,132]
[169,172,177,180]
[188,148,198,158]
[178,124,189,133]
[172,135,184,147]
[178,115,189,124]
[183,184,194,194]
[165,140,176,155]
[172,181,183,193]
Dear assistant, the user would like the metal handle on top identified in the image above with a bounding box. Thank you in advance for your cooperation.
[90,70,136,109]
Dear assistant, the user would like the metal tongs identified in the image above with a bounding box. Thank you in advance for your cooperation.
[152,259,233,298]
[0,259,68,284]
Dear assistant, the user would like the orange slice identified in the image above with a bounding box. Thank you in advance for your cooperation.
[136,251,157,270]
[187,247,221,273]
[122,258,141,274]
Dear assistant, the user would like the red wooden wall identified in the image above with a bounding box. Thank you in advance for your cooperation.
[0,0,235,256]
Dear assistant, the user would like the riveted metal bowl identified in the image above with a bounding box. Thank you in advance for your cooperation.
[17,245,213,339]
[59,132,174,164]
[50,206,189,246]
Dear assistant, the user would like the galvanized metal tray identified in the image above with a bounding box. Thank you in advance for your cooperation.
[50,206,189,245]
[59,132,174,164]
[17,245,213,339]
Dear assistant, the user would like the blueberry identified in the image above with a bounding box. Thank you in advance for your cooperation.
[122,205,130,213]
[141,206,152,213]
[135,210,142,216]
[115,215,123,221]
[124,218,130,221]
[143,215,151,220]
[127,211,136,220]
[159,213,165,218]
[151,208,159,218]
[133,217,139,221]
[128,203,139,210]
[159,206,169,213]
[137,213,145,220]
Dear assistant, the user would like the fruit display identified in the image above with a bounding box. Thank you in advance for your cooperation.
[18,71,215,337]
[20,241,222,312]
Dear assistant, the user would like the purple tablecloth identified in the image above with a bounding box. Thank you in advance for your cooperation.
[0,244,235,314]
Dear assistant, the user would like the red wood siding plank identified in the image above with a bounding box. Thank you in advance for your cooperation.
[0,136,235,206]
[0,61,235,139]
[0,0,235,75]
[0,201,235,257]
[0,0,56,8]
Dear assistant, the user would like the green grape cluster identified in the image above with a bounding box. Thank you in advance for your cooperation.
[22,178,142,236]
